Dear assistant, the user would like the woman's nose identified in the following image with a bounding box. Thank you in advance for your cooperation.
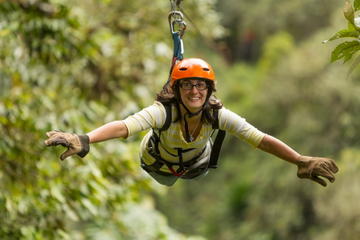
[190,85,199,93]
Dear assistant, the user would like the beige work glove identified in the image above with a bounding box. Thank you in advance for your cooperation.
[296,156,339,187]
[44,130,90,160]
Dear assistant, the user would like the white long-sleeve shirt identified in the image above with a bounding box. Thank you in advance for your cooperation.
[122,101,266,172]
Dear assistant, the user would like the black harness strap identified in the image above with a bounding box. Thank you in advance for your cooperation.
[160,102,173,132]
[209,108,226,168]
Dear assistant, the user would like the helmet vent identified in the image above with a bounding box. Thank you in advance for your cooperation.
[179,67,188,71]
[203,68,210,71]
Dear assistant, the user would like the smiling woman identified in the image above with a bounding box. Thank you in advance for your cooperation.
[45,58,338,187]
[158,58,221,143]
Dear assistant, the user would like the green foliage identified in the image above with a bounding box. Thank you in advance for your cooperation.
[313,148,360,240]
[0,0,220,239]
[216,0,341,61]
[326,0,360,70]
[257,32,295,73]
[0,1,90,64]
[217,31,294,116]
[331,40,360,63]
[227,181,252,219]
[326,29,360,42]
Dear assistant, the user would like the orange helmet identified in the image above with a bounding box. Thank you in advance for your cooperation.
[170,58,215,87]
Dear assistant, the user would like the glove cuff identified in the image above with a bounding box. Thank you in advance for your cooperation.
[296,155,309,167]
[77,134,90,158]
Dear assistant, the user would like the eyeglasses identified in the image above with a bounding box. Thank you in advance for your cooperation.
[179,81,208,90]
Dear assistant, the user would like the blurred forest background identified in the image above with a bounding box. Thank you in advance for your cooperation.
[1,0,360,239]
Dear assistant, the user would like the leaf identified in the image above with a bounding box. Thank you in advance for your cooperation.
[344,0,355,24]
[355,0,360,11]
[325,29,360,42]
[331,41,360,63]
[347,21,357,30]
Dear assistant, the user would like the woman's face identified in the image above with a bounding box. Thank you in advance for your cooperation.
[179,79,208,112]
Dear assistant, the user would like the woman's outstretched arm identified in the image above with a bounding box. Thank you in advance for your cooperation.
[257,135,339,187]
[44,121,129,160]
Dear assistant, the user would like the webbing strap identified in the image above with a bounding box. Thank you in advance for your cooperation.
[175,148,185,173]
[160,102,172,131]
[166,149,186,176]
[167,32,184,83]
[208,130,225,168]
[172,32,184,61]
[209,109,226,168]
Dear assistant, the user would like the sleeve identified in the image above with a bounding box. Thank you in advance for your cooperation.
[218,107,266,147]
[122,101,166,137]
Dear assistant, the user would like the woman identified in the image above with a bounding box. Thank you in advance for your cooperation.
[45,58,338,187]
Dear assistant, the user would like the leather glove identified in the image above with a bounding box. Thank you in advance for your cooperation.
[296,156,339,187]
[44,130,90,160]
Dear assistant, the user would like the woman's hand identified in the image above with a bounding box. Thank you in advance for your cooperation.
[44,131,90,160]
[296,156,339,187]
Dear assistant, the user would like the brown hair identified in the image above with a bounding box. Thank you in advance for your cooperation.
[156,80,223,125]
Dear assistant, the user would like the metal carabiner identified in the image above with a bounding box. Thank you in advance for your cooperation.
[168,11,187,37]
